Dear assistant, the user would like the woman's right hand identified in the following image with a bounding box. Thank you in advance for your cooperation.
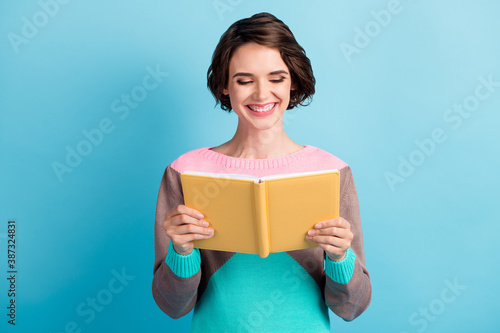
[163,204,214,255]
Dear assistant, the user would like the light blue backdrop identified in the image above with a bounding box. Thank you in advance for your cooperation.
[1,1,499,332]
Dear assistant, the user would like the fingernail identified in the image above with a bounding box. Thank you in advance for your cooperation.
[306,235,312,240]
[315,223,322,229]
[308,230,315,236]
[208,228,214,235]
[202,221,209,227]
[197,212,204,219]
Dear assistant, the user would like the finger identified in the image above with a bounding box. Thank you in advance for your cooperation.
[166,204,204,220]
[307,235,347,248]
[309,227,352,239]
[167,214,206,228]
[171,232,214,245]
[172,224,214,236]
[314,217,349,229]
[316,243,346,258]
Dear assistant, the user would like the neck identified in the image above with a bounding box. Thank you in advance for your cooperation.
[217,120,302,159]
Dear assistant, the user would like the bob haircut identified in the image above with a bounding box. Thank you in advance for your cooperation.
[207,12,315,112]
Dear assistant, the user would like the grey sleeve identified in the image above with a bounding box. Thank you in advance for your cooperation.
[151,165,201,319]
[324,166,372,320]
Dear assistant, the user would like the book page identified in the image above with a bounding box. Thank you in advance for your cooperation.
[184,169,339,183]
[259,169,338,181]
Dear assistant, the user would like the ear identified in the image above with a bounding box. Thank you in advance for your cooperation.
[222,87,229,95]
[290,83,297,91]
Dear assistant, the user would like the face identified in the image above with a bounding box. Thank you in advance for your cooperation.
[222,42,295,132]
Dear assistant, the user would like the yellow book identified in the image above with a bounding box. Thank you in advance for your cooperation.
[180,169,340,258]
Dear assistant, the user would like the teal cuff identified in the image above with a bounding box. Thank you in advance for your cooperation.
[165,242,201,278]
[324,247,356,284]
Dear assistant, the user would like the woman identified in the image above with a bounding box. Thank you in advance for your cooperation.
[152,12,371,332]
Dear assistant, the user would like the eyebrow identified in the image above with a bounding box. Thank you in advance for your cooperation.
[232,70,289,79]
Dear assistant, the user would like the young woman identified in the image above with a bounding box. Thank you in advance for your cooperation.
[152,12,371,332]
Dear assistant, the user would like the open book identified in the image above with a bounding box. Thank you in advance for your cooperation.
[180,169,340,258]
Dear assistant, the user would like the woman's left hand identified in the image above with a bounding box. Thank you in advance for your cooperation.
[306,217,354,261]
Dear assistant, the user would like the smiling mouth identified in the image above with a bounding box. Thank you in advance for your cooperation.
[246,103,277,112]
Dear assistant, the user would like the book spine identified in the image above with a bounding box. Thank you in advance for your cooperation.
[253,182,270,258]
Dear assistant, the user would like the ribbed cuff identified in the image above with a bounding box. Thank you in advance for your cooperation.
[324,247,356,284]
[165,242,201,278]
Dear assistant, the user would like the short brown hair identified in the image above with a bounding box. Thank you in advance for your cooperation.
[207,12,315,112]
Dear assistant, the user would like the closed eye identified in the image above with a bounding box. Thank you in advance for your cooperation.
[237,77,285,85]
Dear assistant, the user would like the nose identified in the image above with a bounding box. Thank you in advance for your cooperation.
[253,80,270,101]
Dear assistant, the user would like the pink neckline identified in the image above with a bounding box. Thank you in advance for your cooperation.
[197,145,315,169]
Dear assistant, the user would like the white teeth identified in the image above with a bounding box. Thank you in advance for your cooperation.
[248,103,275,112]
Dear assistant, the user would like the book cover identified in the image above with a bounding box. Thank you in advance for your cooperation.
[180,169,340,258]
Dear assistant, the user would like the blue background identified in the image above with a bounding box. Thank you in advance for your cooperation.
[1,0,499,332]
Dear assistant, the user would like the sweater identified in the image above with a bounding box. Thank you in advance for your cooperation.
[152,145,371,332]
